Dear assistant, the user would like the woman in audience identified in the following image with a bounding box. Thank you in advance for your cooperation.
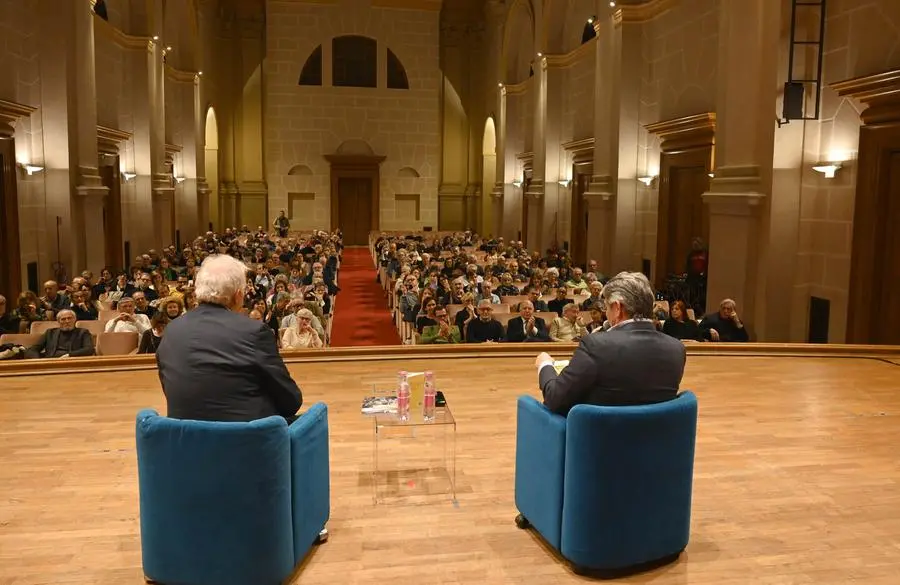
[662,299,702,341]
[161,297,185,320]
[585,306,606,333]
[281,308,323,349]
[16,291,48,332]
[182,289,198,311]
[138,312,170,354]
[416,296,438,334]
[454,292,477,334]
[157,258,177,281]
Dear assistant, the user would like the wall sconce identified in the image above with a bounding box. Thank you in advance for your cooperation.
[512,180,523,188]
[123,172,136,181]
[708,172,715,178]
[17,162,44,176]
[558,179,571,188]
[175,176,186,184]
[812,162,842,179]
[637,175,657,187]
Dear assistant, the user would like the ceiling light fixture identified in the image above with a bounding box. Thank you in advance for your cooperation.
[609,1,616,7]
[152,35,159,41]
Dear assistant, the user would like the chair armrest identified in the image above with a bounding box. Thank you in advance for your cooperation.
[289,402,330,563]
[514,395,567,550]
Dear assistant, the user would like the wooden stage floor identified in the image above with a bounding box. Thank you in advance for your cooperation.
[1,354,900,584]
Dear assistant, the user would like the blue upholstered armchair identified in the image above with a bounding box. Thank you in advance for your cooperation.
[136,403,330,585]
[514,392,698,576]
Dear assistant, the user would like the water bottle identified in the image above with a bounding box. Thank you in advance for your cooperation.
[397,381,411,421]
[423,371,436,421]
[397,370,408,389]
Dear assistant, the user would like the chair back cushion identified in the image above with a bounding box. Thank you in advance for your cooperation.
[561,391,698,569]
[136,410,294,585]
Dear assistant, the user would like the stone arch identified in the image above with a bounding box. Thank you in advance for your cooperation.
[288,164,314,176]
[336,139,376,156]
[397,166,420,178]
[502,0,536,84]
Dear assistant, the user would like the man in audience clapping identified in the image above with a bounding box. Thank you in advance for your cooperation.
[506,300,550,342]
[420,306,461,344]
[105,297,151,336]
[466,300,505,343]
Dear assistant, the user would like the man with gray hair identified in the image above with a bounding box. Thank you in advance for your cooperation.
[25,309,94,359]
[534,271,685,415]
[157,254,303,423]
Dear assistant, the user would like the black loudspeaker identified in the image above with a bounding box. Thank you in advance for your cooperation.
[208,221,213,232]
[123,241,131,272]
[176,230,181,251]
[562,241,569,251]
[27,262,38,293]
[808,296,830,344]
[783,82,805,120]
[641,258,651,280]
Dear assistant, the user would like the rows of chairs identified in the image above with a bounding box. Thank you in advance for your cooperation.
[0,330,140,356]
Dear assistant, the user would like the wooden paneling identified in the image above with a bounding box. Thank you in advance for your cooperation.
[0,138,21,300]
[2,354,900,584]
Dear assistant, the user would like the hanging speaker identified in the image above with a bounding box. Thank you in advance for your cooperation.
[783,82,805,120]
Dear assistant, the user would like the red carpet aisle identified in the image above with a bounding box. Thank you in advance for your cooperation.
[329,247,402,347]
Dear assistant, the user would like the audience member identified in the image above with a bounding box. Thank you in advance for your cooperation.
[534,271,686,415]
[25,310,94,359]
[506,300,550,342]
[421,306,461,344]
[138,312,170,354]
[547,287,569,316]
[104,297,151,336]
[465,300,505,343]
[700,298,749,342]
[663,299,702,341]
[549,303,587,342]
[281,308,324,349]
[0,295,20,335]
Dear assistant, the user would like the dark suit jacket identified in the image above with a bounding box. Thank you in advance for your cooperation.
[157,303,302,422]
[539,321,685,415]
[25,327,95,359]
[506,316,550,342]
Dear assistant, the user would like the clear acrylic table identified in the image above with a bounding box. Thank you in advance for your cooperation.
[372,405,457,505]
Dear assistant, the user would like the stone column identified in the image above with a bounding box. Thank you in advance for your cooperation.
[703,0,779,338]
[492,85,510,239]
[542,57,564,253]
[150,43,175,248]
[582,13,616,270]
[73,0,109,276]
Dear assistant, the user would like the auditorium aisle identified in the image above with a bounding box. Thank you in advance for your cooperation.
[329,247,402,347]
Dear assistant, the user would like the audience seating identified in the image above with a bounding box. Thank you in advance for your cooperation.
[135,403,330,585]
[76,320,106,338]
[0,333,42,348]
[96,332,139,356]
[30,321,60,335]
[514,393,698,575]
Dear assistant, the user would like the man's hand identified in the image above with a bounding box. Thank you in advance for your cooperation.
[732,313,743,327]
[534,352,553,368]
[709,328,720,341]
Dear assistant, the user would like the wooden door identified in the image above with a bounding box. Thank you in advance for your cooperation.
[337,177,373,246]
[848,124,900,344]
[664,165,709,276]
[655,146,712,290]
[99,162,123,271]
[0,139,22,300]
[570,171,590,267]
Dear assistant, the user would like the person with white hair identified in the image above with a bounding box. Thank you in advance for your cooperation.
[533,271,686,415]
[156,254,303,423]
[699,298,749,342]
[25,309,94,359]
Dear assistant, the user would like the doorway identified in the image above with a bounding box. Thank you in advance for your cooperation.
[0,138,22,300]
[847,124,900,344]
[337,177,373,245]
[655,147,712,290]
[326,150,384,246]
[99,161,123,272]
[570,163,592,268]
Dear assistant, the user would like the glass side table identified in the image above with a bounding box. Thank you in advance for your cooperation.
[372,405,457,505]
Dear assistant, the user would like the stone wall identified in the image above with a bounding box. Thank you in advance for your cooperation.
[264,0,441,232]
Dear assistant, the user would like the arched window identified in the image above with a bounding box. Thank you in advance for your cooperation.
[298,45,323,86]
[387,49,409,90]
[332,35,377,88]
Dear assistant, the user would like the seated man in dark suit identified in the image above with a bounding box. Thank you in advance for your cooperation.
[506,300,550,342]
[25,309,95,359]
[699,298,749,342]
[465,300,505,343]
[534,271,685,416]
[157,254,303,423]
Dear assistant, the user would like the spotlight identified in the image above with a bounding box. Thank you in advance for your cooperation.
[587,16,594,24]
[166,46,173,52]
[152,35,159,41]
[537,52,542,57]
[609,1,616,6]
[498,82,503,88]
